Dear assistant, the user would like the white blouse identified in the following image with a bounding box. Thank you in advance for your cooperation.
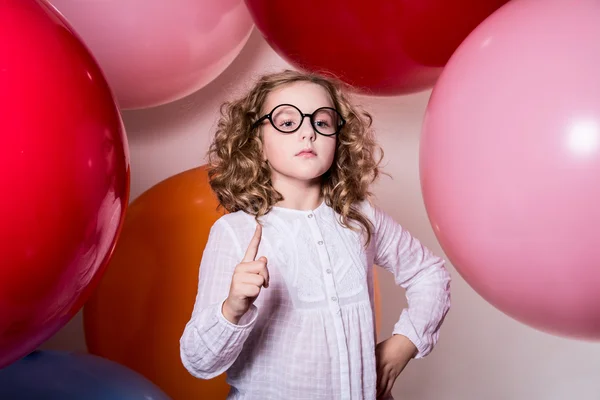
[180,200,451,400]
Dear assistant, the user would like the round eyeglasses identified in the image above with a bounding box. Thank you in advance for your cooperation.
[252,104,346,136]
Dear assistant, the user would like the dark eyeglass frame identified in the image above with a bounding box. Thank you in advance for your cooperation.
[251,103,346,137]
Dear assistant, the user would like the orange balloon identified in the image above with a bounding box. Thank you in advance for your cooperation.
[373,267,381,335]
[83,165,382,399]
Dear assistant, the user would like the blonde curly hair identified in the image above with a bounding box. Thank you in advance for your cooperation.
[207,69,384,246]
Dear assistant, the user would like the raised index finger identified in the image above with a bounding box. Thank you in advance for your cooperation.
[242,223,262,262]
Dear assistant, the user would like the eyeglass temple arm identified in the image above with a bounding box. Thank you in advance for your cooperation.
[251,114,270,129]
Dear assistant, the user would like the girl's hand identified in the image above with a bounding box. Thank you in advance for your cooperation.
[375,334,418,399]
[222,224,269,324]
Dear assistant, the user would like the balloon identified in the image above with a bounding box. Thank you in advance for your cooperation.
[47,0,253,110]
[420,0,600,339]
[244,0,508,96]
[0,0,129,368]
[0,350,170,399]
[83,166,382,399]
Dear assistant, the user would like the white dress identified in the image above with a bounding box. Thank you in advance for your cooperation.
[180,200,451,400]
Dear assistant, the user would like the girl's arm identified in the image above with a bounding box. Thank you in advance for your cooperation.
[368,201,451,359]
[180,218,257,379]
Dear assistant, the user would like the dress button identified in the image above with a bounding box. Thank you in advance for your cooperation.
[331,296,338,302]
[308,214,313,218]
[326,269,332,274]
[318,240,324,245]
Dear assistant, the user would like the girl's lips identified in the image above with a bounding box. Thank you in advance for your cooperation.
[297,152,316,158]
[296,148,316,157]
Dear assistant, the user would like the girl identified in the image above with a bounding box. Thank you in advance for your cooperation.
[180,69,451,400]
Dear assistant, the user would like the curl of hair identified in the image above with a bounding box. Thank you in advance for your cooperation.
[207,69,385,247]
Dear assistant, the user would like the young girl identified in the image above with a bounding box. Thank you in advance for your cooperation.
[180,70,451,400]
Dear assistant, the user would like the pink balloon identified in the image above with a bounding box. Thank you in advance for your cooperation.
[421,0,600,340]
[47,0,253,110]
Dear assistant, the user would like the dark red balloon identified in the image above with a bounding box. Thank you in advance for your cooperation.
[244,0,509,95]
[0,0,129,368]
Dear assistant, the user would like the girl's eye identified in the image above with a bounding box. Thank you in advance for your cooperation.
[279,120,295,127]
[315,120,331,127]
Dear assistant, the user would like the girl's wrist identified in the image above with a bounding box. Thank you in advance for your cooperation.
[392,334,418,359]
[222,298,242,325]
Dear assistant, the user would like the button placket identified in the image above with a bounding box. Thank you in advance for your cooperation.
[304,209,350,399]
[305,212,342,315]
[306,213,336,284]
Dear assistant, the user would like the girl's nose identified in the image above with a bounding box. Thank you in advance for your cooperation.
[299,116,316,141]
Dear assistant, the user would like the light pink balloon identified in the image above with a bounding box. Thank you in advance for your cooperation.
[48,0,253,110]
[421,0,600,340]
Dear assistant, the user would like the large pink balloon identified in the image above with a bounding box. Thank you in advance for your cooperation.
[47,0,253,110]
[420,0,600,340]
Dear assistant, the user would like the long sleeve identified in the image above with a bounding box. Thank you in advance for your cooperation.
[180,217,258,379]
[369,202,451,359]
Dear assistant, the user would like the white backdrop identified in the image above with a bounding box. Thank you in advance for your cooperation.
[42,28,600,400]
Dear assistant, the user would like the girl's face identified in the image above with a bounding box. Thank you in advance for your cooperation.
[258,82,338,186]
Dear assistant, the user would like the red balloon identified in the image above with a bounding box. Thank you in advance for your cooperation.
[0,0,129,368]
[244,0,508,95]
